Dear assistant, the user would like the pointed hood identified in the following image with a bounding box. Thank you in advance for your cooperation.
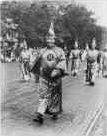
[86,43,89,50]
[74,40,78,48]
[104,44,107,51]
[46,21,55,43]
[92,37,96,48]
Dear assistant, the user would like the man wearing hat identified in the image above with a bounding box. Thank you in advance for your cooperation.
[70,40,81,76]
[30,22,66,124]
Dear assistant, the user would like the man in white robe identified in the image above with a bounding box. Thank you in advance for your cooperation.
[30,22,66,124]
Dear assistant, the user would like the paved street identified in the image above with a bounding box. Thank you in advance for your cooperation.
[91,104,107,136]
[1,62,107,136]
[91,82,107,136]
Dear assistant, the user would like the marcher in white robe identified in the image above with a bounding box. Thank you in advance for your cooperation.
[64,46,69,71]
[102,46,107,77]
[30,22,66,124]
[84,38,101,85]
[70,40,81,76]
[20,40,31,81]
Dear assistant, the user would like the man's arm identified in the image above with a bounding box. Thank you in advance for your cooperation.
[55,49,66,71]
[19,52,23,63]
[29,48,46,74]
[69,50,73,59]
[51,48,67,79]
[81,50,87,62]
[29,51,41,71]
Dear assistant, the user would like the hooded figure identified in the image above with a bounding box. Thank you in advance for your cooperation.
[102,44,107,76]
[64,46,69,71]
[46,21,55,43]
[86,43,89,51]
[30,22,66,124]
[91,38,96,50]
[70,40,81,76]
[20,39,31,81]
[85,38,101,85]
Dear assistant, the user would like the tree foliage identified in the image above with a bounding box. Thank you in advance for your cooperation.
[1,1,106,49]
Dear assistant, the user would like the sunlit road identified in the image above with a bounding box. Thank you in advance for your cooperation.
[1,62,106,136]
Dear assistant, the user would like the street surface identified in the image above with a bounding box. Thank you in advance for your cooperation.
[91,104,107,136]
[1,62,107,136]
[91,83,107,136]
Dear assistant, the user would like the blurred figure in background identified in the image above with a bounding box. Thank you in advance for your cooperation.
[84,38,101,86]
[19,39,31,81]
[102,45,107,77]
[64,46,69,71]
[70,40,81,76]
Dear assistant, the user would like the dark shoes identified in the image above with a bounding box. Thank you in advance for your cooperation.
[33,113,44,124]
[45,109,58,120]
[85,77,89,82]
[89,82,95,86]
[51,114,58,120]
[72,72,76,76]
[33,110,59,124]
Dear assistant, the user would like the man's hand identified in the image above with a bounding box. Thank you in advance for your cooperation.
[51,69,61,78]
[29,62,33,70]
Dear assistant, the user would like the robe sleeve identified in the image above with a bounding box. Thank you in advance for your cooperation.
[69,50,73,59]
[29,50,41,70]
[55,48,66,72]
